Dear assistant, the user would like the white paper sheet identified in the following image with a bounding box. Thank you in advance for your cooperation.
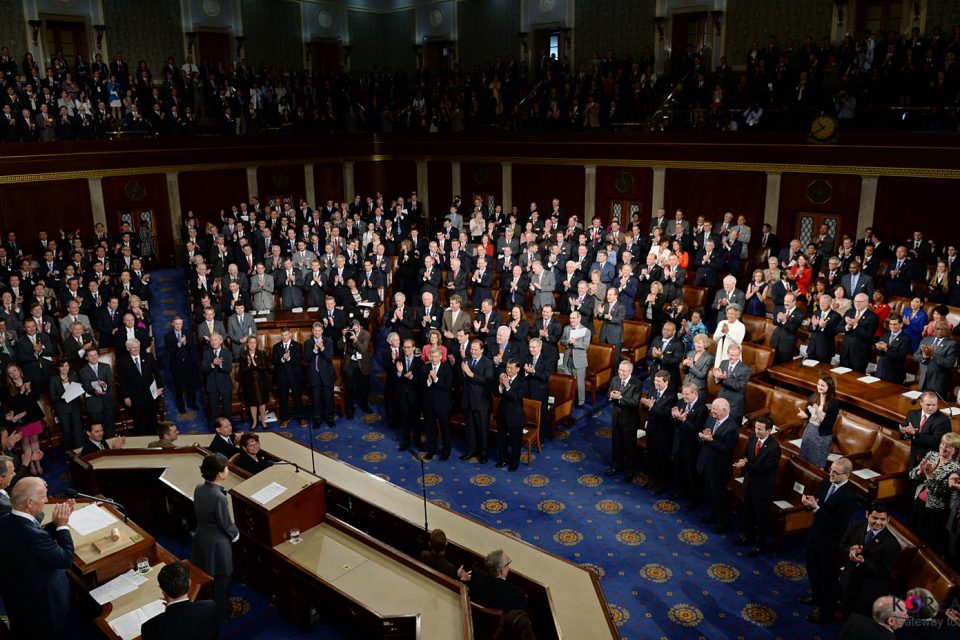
[902,390,922,400]
[734,477,744,484]
[307,307,319,313]
[291,307,304,313]
[569,327,588,339]
[801,359,820,367]
[249,481,288,505]
[89,569,148,605]
[774,500,794,509]
[792,481,805,494]
[853,468,881,479]
[61,381,84,403]
[108,600,165,640]
[827,453,841,462]
[857,375,881,384]
[788,438,803,448]
[149,381,160,399]
[254,317,267,323]
[830,366,853,374]
[69,504,119,536]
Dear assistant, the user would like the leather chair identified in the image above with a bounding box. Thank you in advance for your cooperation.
[745,385,808,441]
[766,456,827,550]
[743,381,774,417]
[547,373,577,436]
[742,315,768,345]
[584,343,616,404]
[741,342,776,375]
[846,427,911,502]
[521,398,542,465]
[682,286,708,312]
[622,320,652,364]
[830,411,882,459]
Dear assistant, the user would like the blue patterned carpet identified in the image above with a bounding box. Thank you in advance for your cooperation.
[37,269,839,639]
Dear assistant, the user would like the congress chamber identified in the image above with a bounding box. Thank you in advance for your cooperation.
[1,1,960,639]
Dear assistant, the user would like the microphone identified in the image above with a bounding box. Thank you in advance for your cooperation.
[64,489,127,521]
[272,460,300,473]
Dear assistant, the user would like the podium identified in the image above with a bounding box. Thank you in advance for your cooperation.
[230,464,327,547]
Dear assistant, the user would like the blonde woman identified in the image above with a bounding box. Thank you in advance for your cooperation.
[681,333,713,398]
[909,432,960,556]
[588,269,607,309]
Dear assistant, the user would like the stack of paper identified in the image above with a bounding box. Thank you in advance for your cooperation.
[830,366,853,375]
[902,390,922,400]
[89,570,148,605]
[69,504,119,536]
[250,481,288,505]
[853,468,880,479]
[857,375,880,384]
[108,600,165,640]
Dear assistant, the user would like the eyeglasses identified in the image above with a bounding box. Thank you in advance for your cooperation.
[828,469,846,476]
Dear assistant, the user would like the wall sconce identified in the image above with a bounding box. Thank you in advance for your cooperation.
[653,17,666,40]
[710,11,723,35]
[28,20,43,46]
[235,36,246,57]
[518,32,528,55]
[185,31,198,54]
[833,0,847,27]
[93,24,106,49]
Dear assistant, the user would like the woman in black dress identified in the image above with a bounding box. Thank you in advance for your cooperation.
[238,336,270,430]
[394,239,420,300]
[50,359,83,451]
[234,433,273,475]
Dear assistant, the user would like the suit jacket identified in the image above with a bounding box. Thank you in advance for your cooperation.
[649,334,684,390]
[442,308,473,337]
[807,309,843,362]
[560,324,591,369]
[78,361,115,413]
[838,522,901,607]
[208,434,240,459]
[610,377,642,430]
[598,300,626,346]
[303,336,335,385]
[524,353,551,403]
[249,273,275,311]
[873,331,912,385]
[141,599,220,640]
[495,374,528,427]
[914,336,959,397]
[164,330,198,373]
[742,435,782,498]
[340,329,372,375]
[422,361,453,411]
[770,306,804,356]
[13,332,57,379]
[385,305,415,342]
[712,288,747,324]
[646,387,678,438]
[0,513,75,637]
[226,313,258,358]
[672,399,708,458]
[808,479,858,546]
[696,417,739,482]
[715,359,753,420]
[271,340,303,385]
[197,319,227,348]
[118,353,162,405]
[531,270,556,308]
[840,272,875,298]
[192,481,238,577]
[901,408,951,467]
[461,355,494,411]
[837,613,895,640]
[200,348,233,392]
[93,307,122,348]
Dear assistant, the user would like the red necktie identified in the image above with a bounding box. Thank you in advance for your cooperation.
[754,440,762,457]
[918,414,927,432]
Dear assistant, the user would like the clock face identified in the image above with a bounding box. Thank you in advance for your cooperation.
[810,115,836,141]
[201,0,221,18]
[429,8,443,28]
[317,10,333,29]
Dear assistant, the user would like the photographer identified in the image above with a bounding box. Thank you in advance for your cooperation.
[339,319,372,420]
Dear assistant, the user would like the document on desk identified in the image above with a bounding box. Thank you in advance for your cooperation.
[89,569,148,605]
[250,481,288,505]
[69,504,119,536]
[830,366,853,374]
[902,390,923,400]
[62,381,85,403]
[857,375,881,384]
[853,468,880,479]
[108,599,165,640]
[774,500,795,509]
[801,359,820,367]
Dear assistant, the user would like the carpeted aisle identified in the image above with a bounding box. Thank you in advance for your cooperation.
[39,269,837,639]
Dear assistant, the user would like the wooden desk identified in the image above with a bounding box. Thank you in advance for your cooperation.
[230,464,326,546]
[250,309,317,330]
[767,361,960,427]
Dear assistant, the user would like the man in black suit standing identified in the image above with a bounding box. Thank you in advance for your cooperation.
[118,338,164,436]
[523,339,551,432]
[200,333,233,428]
[647,321,684,395]
[733,416,782,557]
[873,315,912,385]
[303,322,336,428]
[837,501,902,618]
[770,292,803,364]
[671,382,709,508]
[807,293,843,363]
[495,359,529,472]
[421,348,453,461]
[641,370,678,494]
[0,477,75,638]
[839,293,879,373]
[142,561,219,640]
[164,316,198,413]
[460,340,494,463]
[899,391,951,472]
[394,338,423,451]
[606,361,643,483]
[271,327,303,427]
[695,397,739,533]
[800,457,858,624]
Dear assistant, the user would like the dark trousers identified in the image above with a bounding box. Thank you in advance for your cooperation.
[647,426,672,487]
[464,408,490,455]
[395,394,419,446]
[129,399,158,436]
[170,366,198,411]
[673,443,701,502]
[344,364,369,416]
[207,386,232,427]
[423,405,451,456]
[611,421,638,474]
[275,377,303,421]
[309,381,335,424]
[705,474,731,526]
[807,539,841,615]
[498,421,522,467]
[742,486,773,547]
[212,573,232,621]
[57,408,83,451]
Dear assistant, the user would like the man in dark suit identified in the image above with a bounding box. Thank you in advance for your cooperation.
[164,316,199,413]
[200,333,233,428]
[385,292,415,343]
[94,297,123,349]
[696,398,739,533]
[607,361,643,483]
[734,416,782,556]
[807,294,843,363]
[393,338,423,451]
[532,305,562,371]
[596,288,625,360]
[457,549,531,615]
[838,501,902,618]
[800,457,858,624]
[900,391,951,471]
[208,418,240,459]
[303,322,336,428]
[693,239,723,289]
[883,246,913,298]
[460,340,494,463]
[118,339,163,436]
[421,348,453,461]
[142,560,219,640]
[495,359,529,472]
[271,327,304,427]
[0,478,75,639]
[840,293,880,373]
[770,293,804,364]
[914,320,959,400]
[840,260,875,299]
[712,343,753,424]
[647,321,684,394]
[873,315,912,385]
[523,338,551,429]
[79,348,117,437]
[340,319,372,419]
[837,595,907,639]
[672,382,709,508]
[14,318,57,386]
[642,370,678,493]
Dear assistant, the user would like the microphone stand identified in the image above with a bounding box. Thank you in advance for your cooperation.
[290,409,318,476]
[407,448,429,534]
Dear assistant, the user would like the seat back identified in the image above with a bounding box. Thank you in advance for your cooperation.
[523,398,542,436]
[832,411,880,456]
[912,548,960,606]
[548,373,577,427]
[775,456,825,498]
[886,518,920,598]
[741,343,775,374]
[622,320,652,362]
[587,342,616,374]
[682,286,708,312]
[742,315,768,343]
[744,381,774,416]
[767,388,809,430]
[868,428,911,475]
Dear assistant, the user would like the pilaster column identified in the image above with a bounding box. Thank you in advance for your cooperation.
[856,176,878,239]
[343,161,355,202]
[87,178,107,230]
[583,165,597,226]
[451,161,461,201]
[416,160,429,219]
[246,167,258,199]
[501,162,512,210]
[651,167,666,214]
[763,172,782,229]
[304,163,316,206]
[166,172,183,251]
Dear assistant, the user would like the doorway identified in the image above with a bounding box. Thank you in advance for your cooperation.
[795,212,840,248]
[197,32,230,69]
[424,41,453,71]
[670,12,708,78]
[44,20,89,67]
[606,199,643,227]
[311,40,341,74]
[855,0,904,35]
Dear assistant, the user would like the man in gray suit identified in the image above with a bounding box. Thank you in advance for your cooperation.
[275,258,304,310]
[839,260,874,299]
[249,263,275,312]
[226,302,257,358]
[597,287,625,358]
[201,333,234,427]
[197,307,227,350]
[561,311,592,406]
[78,347,116,436]
[712,343,753,423]
[59,299,93,337]
[530,261,555,312]
[711,275,746,327]
[914,320,959,400]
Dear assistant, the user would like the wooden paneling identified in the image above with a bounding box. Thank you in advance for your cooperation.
[314,163,344,205]
[511,164,585,218]
[101,174,172,261]
[353,161,417,201]
[427,161,452,234]
[0,180,91,252]
[257,165,306,206]
[177,169,249,224]
[460,162,502,205]
[663,169,766,231]
[874,177,960,246]
[777,173,861,243]
[595,166,654,226]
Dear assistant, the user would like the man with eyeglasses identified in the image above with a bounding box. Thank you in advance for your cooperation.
[837,501,901,619]
[837,595,907,638]
[799,457,858,624]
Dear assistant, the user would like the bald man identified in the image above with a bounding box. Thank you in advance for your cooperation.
[839,293,879,373]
